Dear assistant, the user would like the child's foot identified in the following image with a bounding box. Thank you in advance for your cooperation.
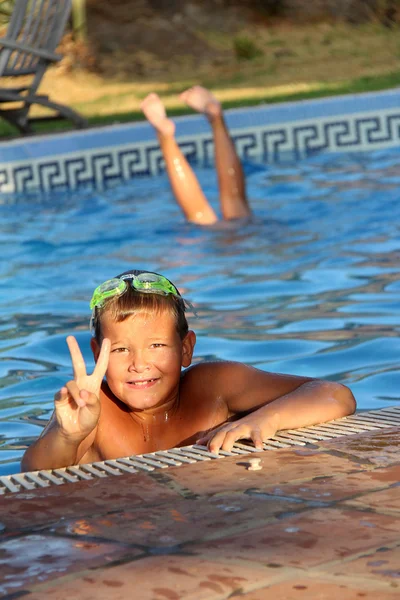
[141,93,175,136]
[180,86,221,119]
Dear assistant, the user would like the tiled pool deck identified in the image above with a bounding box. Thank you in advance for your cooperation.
[1,424,399,599]
[1,90,399,598]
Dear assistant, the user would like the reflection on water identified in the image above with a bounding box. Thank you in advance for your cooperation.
[0,148,399,474]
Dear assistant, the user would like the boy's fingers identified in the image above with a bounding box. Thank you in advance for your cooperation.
[251,431,264,450]
[66,336,87,380]
[54,387,69,403]
[208,429,229,454]
[200,423,262,453]
[66,381,100,409]
[92,338,110,382]
[80,389,100,407]
[197,426,224,447]
[196,433,210,445]
[219,429,243,452]
[206,426,241,453]
[66,380,87,408]
[208,426,262,453]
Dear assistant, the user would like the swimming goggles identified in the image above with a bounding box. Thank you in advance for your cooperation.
[90,272,181,310]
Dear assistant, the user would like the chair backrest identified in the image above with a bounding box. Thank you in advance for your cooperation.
[0,0,72,77]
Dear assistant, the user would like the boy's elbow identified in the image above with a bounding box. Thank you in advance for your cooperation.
[330,381,356,416]
[20,453,33,473]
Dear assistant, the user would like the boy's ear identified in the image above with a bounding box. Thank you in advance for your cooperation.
[181,330,196,367]
[90,337,101,362]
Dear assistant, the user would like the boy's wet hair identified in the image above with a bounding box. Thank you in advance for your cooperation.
[92,285,189,342]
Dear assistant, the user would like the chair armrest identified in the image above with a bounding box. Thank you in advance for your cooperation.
[0,37,62,62]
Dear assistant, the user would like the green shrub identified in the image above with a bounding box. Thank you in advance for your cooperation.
[0,0,14,23]
[233,35,263,61]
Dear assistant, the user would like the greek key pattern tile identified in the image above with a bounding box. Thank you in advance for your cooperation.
[1,110,399,194]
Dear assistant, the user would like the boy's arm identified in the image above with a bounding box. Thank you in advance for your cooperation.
[20,410,97,472]
[196,362,356,453]
[21,335,110,472]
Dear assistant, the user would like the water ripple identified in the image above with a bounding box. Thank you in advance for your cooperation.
[0,147,399,473]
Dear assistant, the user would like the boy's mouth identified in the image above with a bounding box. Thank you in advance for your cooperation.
[126,378,158,389]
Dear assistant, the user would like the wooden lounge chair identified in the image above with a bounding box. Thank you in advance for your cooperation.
[0,0,87,134]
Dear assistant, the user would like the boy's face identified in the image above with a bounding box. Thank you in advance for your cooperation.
[91,308,195,412]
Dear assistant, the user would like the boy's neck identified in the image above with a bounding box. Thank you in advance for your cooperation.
[128,394,180,425]
[102,382,181,425]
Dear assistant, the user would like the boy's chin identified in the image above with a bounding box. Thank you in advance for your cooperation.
[124,397,167,412]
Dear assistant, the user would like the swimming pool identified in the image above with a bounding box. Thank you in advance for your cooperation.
[1,146,399,475]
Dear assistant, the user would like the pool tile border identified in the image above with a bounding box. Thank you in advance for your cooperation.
[0,88,399,195]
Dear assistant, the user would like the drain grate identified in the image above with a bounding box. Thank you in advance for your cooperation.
[1,406,399,495]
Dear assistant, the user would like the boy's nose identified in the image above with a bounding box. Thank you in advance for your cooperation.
[128,352,149,372]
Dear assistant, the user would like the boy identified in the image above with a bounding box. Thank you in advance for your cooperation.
[21,270,356,471]
[141,86,251,224]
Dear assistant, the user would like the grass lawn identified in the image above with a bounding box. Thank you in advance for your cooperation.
[0,21,399,138]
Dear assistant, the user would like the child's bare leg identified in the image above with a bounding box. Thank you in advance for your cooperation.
[141,93,218,225]
[180,86,251,221]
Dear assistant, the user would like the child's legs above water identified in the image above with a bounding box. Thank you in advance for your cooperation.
[141,87,251,224]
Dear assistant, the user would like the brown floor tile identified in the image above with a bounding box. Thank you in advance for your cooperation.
[189,507,400,569]
[2,428,399,600]
[344,486,400,512]
[0,533,137,598]
[166,448,365,496]
[318,428,400,467]
[51,492,309,548]
[24,554,296,600]
[321,544,400,582]
[0,471,179,534]
[238,577,400,599]
[261,464,400,503]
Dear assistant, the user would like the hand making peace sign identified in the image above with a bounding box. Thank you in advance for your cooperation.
[53,335,110,442]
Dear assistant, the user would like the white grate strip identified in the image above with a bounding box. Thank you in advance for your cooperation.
[1,406,399,495]
[349,415,398,426]
[116,457,154,471]
[156,450,196,464]
[93,462,123,476]
[24,472,50,488]
[53,469,80,483]
[0,476,20,493]
[379,408,400,415]
[104,459,137,474]
[272,434,307,446]
[262,438,292,449]
[141,453,182,466]
[39,471,65,485]
[345,418,391,430]
[11,473,37,490]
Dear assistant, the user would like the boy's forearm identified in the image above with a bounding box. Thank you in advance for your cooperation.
[20,425,82,472]
[257,381,356,436]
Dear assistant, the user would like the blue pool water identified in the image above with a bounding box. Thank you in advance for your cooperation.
[1,147,400,475]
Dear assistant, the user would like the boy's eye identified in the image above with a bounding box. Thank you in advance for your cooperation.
[111,347,129,353]
[151,343,166,348]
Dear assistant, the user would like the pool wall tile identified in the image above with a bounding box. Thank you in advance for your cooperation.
[0,88,400,195]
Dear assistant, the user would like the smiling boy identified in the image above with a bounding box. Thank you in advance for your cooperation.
[21,270,356,471]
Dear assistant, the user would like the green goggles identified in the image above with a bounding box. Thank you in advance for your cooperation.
[90,272,181,310]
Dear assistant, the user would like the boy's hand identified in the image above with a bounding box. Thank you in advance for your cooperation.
[53,336,110,441]
[197,414,277,454]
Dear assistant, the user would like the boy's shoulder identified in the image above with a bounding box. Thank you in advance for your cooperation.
[181,360,253,388]
[183,359,243,376]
